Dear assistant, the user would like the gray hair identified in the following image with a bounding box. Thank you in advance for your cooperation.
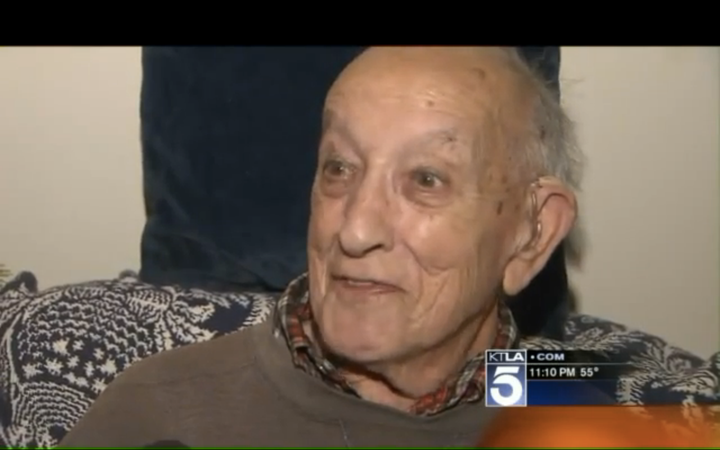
[528,81,584,192]
[503,47,586,266]
[502,47,585,192]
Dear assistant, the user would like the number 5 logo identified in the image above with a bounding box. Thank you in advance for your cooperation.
[490,366,524,406]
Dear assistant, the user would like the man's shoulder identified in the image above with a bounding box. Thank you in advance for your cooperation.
[519,313,720,407]
[58,321,279,448]
[116,320,271,388]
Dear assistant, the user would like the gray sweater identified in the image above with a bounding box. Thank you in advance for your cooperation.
[59,320,499,448]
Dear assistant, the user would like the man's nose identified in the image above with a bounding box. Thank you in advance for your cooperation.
[338,185,394,258]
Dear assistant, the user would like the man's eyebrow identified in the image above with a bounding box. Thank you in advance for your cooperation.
[406,128,460,151]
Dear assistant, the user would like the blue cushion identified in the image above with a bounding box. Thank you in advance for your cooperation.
[138,47,568,337]
[139,47,364,291]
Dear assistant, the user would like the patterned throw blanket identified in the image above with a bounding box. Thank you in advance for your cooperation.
[0,272,717,448]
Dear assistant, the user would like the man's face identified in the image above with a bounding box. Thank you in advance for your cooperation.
[307,49,526,366]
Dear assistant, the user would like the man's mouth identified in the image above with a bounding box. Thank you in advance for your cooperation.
[331,275,402,293]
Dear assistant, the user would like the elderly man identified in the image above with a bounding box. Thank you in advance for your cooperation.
[58,47,719,448]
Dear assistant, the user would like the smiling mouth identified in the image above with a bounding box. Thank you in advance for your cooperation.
[331,275,402,293]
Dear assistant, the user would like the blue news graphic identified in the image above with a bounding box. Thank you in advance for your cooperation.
[485,349,527,407]
[486,348,622,406]
[526,380,617,405]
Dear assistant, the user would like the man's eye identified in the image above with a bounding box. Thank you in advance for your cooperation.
[322,159,351,178]
[411,169,444,189]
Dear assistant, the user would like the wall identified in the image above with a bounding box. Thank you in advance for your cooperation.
[0,47,717,356]
[0,47,144,287]
[561,47,719,356]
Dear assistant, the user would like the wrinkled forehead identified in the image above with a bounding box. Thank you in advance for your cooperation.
[322,52,528,166]
[326,54,494,123]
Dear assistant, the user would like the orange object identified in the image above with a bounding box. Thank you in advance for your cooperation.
[477,406,714,448]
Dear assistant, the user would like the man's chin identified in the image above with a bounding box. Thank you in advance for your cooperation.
[315,306,404,364]
[321,334,394,367]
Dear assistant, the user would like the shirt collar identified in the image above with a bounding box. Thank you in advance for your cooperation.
[273,273,519,416]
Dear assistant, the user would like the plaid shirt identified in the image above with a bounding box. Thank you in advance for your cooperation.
[273,273,519,416]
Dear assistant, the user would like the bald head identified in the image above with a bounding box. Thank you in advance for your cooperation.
[330,46,531,108]
[323,46,564,191]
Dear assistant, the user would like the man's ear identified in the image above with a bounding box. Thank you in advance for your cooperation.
[503,177,577,296]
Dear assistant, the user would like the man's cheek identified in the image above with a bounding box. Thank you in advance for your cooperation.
[406,235,475,276]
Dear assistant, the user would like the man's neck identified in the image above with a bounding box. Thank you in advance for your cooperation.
[324,305,499,412]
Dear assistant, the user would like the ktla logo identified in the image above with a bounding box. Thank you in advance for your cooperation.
[485,349,527,407]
